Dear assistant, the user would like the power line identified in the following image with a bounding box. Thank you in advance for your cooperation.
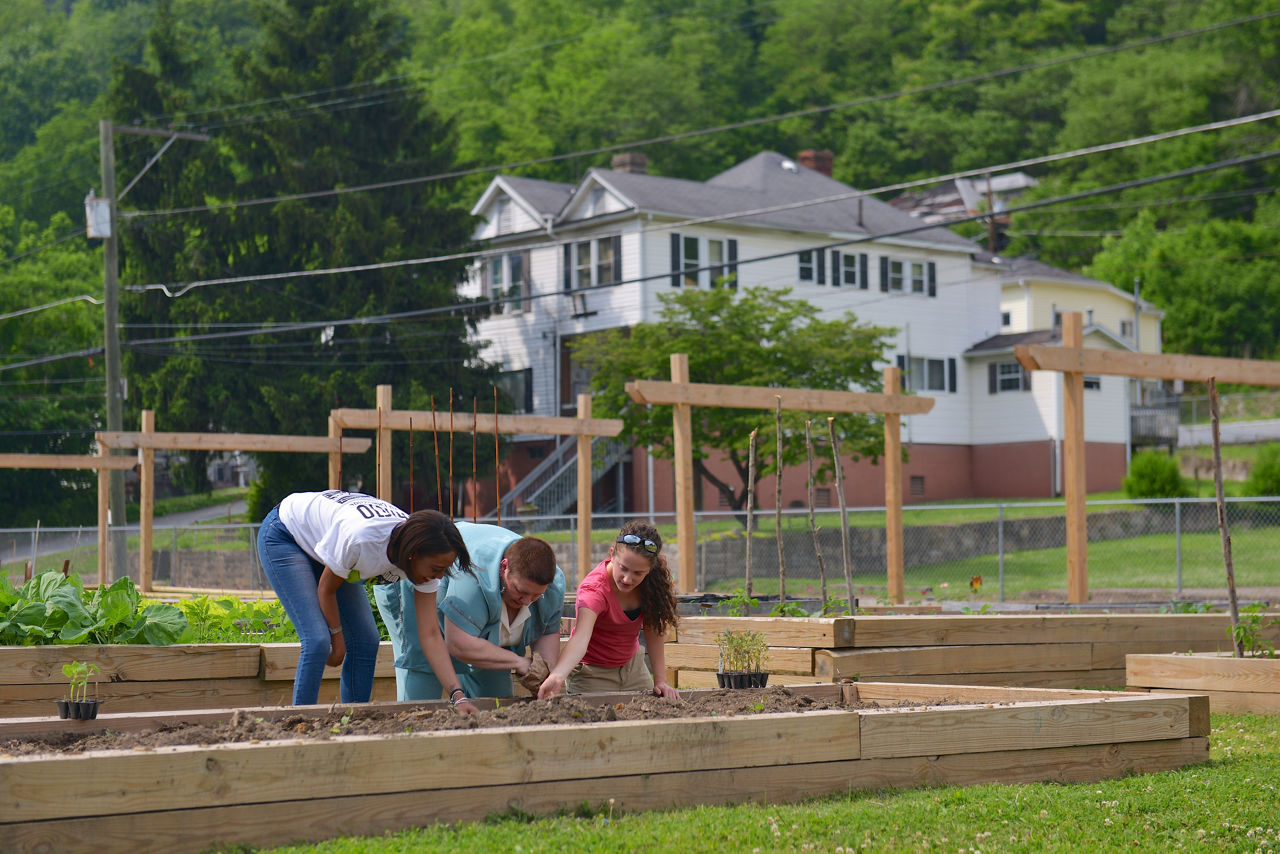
[112,148,1280,352]
[122,10,1280,221]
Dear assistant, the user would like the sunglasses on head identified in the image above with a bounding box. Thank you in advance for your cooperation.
[617,533,659,554]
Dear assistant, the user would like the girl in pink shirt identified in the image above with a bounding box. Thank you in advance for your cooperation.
[539,521,679,699]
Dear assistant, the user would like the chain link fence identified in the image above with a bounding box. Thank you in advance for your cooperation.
[4,498,1278,606]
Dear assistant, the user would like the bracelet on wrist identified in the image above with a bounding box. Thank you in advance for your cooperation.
[449,687,465,701]
[450,693,470,707]
[328,625,342,635]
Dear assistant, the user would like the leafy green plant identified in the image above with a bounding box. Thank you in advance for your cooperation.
[718,588,758,617]
[1123,450,1191,498]
[769,601,808,617]
[176,596,295,643]
[1231,603,1279,658]
[0,572,186,646]
[61,660,98,701]
[715,628,769,673]
[1242,442,1280,496]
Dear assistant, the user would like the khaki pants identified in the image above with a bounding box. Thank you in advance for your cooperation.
[566,648,653,694]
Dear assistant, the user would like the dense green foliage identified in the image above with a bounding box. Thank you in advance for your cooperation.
[1122,449,1192,498]
[0,571,186,645]
[1242,442,1280,496]
[2,0,1279,522]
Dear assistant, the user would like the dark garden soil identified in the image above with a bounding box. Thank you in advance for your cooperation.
[1,686,938,757]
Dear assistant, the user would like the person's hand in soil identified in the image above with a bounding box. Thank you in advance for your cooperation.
[652,680,679,700]
[326,633,345,668]
[453,698,479,715]
[538,671,566,700]
[518,651,551,693]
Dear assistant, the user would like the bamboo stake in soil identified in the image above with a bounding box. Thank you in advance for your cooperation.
[828,417,854,613]
[493,387,501,527]
[1210,378,1244,657]
[775,396,786,604]
[472,397,478,524]
[448,393,454,518]
[745,428,757,597]
[408,417,414,512]
[805,420,828,610]
[431,396,442,511]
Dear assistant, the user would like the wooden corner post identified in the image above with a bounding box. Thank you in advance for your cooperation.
[1062,312,1088,603]
[376,385,393,502]
[883,366,904,604]
[139,410,155,593]
[671,354,695,593]
[576,393,593,586]
[328,416,342,490]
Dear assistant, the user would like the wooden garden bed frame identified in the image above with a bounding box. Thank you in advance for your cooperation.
[1127,651,1280,714]
[667,613,1280,690]
[2,683,1207,854]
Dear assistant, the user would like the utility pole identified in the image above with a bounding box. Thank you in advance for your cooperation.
[92,119,209,581]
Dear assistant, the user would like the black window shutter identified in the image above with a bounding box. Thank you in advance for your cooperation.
[562,244,571,291]
[859,253,868,289]
[727,239,738,287]
[611,235,622,284]
[948,357,957,393]
[831,250,841,286]
[817,247,826,284]
[879,256,889,292]
[896,354,907,390]
[521,250,531,285]
[481,256,491,293]
[988,363,998,394]
[670,233,681,288]
[1022,367,1032,391]
[928,261,937,297]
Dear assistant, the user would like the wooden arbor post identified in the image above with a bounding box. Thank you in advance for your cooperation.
[1016,311,1280,604]
[626,357,935,597]
[882,366,904,603]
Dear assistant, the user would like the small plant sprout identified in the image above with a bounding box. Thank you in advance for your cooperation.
[720,588,758,617]
[61,661,98,702]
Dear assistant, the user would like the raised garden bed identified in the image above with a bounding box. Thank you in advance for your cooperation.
[1127,652,1280,714]
[668,613,1278,689]
[0,643,397,718]
[0,683,1208,854]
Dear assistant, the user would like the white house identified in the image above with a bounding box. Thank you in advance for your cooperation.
[461,150,1135,517]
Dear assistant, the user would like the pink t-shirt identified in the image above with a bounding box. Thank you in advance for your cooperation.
[574,559,643,667]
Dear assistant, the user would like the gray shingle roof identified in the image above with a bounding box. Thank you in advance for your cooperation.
[502,175,574,218]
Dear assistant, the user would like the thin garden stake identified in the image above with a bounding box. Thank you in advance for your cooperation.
[806,420,828,611]
[775,395,786,604]
[494,387,501,526]
[449,392,455,519]
[431,396,442,511]
[472,397,478,524]
[408,417,414,512]
[1210,378,1243,656]
[828,417,854,613]
[746,428,757,597]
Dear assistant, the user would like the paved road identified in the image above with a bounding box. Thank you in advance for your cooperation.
[1,500,248,568]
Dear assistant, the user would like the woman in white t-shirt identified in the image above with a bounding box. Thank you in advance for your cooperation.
[258,490,478,711]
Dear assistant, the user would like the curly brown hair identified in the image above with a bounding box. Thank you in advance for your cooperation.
[615,520,678,636]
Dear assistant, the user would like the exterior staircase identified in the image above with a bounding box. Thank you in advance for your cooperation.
[492,436,630,529]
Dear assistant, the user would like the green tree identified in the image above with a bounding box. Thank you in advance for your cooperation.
[109,0,497,517]
[568,286,894,515]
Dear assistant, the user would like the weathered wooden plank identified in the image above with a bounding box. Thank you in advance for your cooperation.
[674,616,854,648]
[0,644,262,685]
[0,453,136,470]
[1092,639,1230,670]
[624,380,936,415]
[260,642,397,680]
[848,681,1124,704]
[845,614,1259,648]
[674,670,829,689]
[96,431,371,454]
[858,694,1195,759]
[664,643,815,675]
[2,738,1207,854]
[330,408,623,437]
[815,643,1093,680]
[1129,688,1280,715]
[849,669,1126,689]
[0,710,861,823]
[1018,342,1280,385]
[1126,652,1280,694]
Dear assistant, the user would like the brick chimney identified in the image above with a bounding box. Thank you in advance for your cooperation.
[797,149,834,177]
[611,152,649,174]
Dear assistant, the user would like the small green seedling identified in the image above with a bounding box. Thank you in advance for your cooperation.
[61,661,98,702]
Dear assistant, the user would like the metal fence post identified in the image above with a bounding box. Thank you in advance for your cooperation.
[1175,498,1183,598]
[997,504,1005,602]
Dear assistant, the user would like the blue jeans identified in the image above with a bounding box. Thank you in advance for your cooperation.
[258,505,381,705]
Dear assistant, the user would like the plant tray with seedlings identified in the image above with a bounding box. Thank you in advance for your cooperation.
[0,683,1209,854]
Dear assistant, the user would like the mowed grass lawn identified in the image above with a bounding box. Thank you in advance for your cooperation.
[239,712,1279,853]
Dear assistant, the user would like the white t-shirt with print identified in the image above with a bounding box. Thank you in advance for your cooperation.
[278,490,440,594]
